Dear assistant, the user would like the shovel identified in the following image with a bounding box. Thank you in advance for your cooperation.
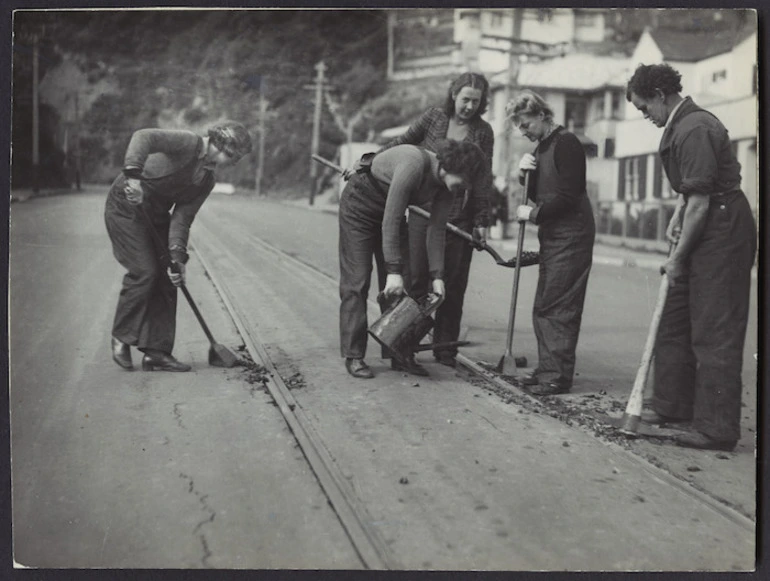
[496,171,532,375]
[137,204,239,368]
[407,205,538,268]
[310,153,538,268]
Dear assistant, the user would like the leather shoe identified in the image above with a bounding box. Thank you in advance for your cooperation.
[527,379,571,396]
[345,358,374,379]
[141,351,191,372]
[111,337,133,370]
[641,409,687,425]
[516,371,540,387]
[391,355,429,377]
[675,431,737,452]
[434,353,456,368]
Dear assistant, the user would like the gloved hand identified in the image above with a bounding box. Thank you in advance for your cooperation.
[383,273,405,298]
[124,178,144,205]
[431,278,445,297]
[518,154,537,177]
[516,205,533,222]
[471,226,487,249]
[167,261,186,287]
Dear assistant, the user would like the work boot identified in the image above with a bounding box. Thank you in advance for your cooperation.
[434,353,456,368]
[391,355,429,377]
[111,337,133,370]
[675,431,737,451]
[141,350,191,372]
[345,358,374,379]
[641,409,687,425]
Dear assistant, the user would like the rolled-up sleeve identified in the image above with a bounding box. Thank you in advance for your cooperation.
[676,127,720,195]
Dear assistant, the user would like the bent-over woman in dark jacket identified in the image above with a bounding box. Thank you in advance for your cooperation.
[105,121,252,372]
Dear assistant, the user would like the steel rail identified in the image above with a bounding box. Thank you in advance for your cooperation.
[193,217,754,546]
[191,222,399,570]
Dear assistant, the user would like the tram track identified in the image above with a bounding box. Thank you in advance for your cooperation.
[190,213,754,568]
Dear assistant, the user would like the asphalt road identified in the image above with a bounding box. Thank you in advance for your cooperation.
[8,190,758,571]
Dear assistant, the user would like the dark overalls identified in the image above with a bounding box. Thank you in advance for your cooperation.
[529,129,595,385]
[104,146,214,354]
[652,100,756,442]
[338,150,434,360]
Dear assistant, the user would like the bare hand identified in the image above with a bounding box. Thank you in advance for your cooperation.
[660,257,684,287]
[383,273,405,298]
[167,261,186,287]
[472,226,487,248]
[124,178,144,205]
[342,159,365,181]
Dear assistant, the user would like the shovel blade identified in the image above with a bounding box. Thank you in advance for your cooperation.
[496,353,527,375]
[209,343,239,368]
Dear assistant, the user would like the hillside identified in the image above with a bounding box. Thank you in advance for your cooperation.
[12,9,394,194]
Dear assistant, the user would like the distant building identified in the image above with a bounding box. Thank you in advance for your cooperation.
[385,9,757,250]
[608,19,757,249]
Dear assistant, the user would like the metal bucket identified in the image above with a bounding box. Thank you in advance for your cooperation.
[368,293,444,365]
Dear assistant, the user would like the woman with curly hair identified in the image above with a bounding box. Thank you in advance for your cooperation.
[627,63,756,451]
[105,121,252,372]
[507,90,595,395]
[338,139,486,379]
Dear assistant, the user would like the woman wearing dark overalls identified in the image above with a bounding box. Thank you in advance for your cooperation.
[338,140,486,379]
[370,73,495,369]
[105,121,252,372]
[507,90,596,395]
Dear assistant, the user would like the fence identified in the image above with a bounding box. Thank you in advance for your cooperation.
[594,199,678,251]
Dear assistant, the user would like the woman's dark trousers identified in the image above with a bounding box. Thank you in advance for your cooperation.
[407,212,474,359]
[652,193,756,442]
[533,208,595,385]
[105,187,177,354]
[339,176,409,360]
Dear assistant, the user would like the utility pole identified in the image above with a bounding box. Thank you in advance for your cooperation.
[309,60,326,206]
[256,89,267,197]
[73,90,81,190]
[32,33,39,193]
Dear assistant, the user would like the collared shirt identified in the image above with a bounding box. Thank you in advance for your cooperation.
[658,97,741,197]
[664,96,687,133]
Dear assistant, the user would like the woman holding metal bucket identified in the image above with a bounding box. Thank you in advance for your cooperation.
[347,72,494,369]
[105,121,252,372]
[506,90,595,395]
[339,139,486,379]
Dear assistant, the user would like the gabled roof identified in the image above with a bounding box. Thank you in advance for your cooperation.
[648,19,756,62]
[492,53,631,93]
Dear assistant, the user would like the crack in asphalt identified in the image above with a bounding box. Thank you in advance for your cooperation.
[179,472,217,567]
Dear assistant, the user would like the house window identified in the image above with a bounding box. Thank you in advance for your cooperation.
[712,69,727,83]
[611,91,622,119]
[624,157,641,200]
[565,97,587,133]
[488,11,503,29]
[661,175,676,199]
